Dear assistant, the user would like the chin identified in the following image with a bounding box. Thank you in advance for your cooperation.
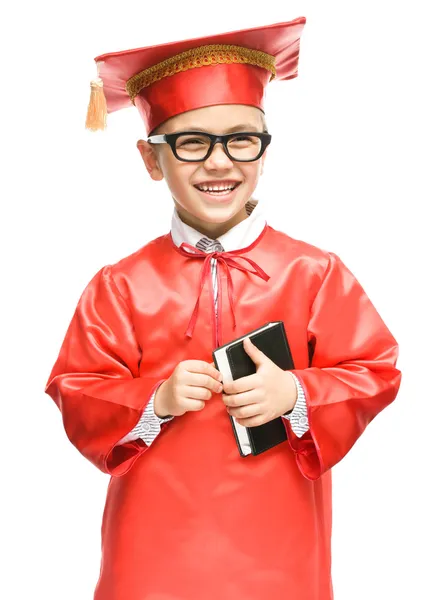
[201,202,246,221]
[176,192,249,227]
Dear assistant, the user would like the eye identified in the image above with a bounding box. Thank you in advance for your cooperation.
[178,137,207,147]
[228,135,260,146]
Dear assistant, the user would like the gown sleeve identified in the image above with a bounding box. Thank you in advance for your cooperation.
[44,265,167,477]
[284,251,402,481]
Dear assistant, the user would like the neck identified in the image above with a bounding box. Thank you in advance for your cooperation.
[174,200,249,239]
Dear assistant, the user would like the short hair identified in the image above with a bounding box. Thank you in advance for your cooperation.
[259,110,268,133]
[148,107,268,137]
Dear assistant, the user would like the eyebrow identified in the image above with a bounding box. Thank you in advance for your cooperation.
[174,123,266,133]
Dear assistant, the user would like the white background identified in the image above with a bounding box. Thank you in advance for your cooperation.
[2,1,434,598]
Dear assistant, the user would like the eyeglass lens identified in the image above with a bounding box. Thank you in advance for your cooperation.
[175,134,262,160]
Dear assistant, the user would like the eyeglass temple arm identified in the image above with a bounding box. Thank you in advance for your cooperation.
[146,135,167,143]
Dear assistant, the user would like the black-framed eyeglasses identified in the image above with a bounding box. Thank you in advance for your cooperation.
[146,131,272,162]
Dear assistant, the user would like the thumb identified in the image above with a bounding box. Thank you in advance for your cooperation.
[243,337,267,366]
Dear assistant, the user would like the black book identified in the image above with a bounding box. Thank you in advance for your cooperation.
[212,321,294,457]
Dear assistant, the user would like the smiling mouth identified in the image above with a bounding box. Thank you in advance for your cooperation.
[193,182,242,195]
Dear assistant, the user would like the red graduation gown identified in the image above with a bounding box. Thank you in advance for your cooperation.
[44,223,401,600]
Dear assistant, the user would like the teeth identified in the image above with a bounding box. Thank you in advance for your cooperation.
[197,183,238,192]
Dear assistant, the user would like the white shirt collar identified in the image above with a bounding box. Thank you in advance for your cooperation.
[170,199,266,251]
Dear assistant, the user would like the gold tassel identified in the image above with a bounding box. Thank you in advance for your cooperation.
[85,77,107,131]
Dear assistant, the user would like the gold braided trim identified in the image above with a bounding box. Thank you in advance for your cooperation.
[126,44,276,103]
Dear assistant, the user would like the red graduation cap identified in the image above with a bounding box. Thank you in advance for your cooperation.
[85,17,306,136]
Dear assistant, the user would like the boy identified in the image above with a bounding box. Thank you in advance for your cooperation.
[44,17,402,600]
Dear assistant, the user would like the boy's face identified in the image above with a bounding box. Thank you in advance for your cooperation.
[137,104,268,238]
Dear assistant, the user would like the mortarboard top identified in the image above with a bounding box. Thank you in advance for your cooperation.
[86,17,306,136]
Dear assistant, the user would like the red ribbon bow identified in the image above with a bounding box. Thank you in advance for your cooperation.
[178,241,270,341]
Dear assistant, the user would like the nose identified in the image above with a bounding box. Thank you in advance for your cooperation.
[203,141,233,170]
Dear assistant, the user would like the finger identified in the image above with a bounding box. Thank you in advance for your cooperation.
[222,389,257,408]
[182,384,213,401]
[184,371,223,394]
[223,373,258,395]
[183,398,206,412]
[228,402,262,419]
[184,360,222,381]
[235,414,266,428]
[243,337,268,366]
[208,361,223,381]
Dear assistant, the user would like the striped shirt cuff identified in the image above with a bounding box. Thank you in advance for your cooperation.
[281,372,309,438]
[116,383,174,446]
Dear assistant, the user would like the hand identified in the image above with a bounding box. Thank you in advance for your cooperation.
[222,337,297,427]
[154,360,223,418]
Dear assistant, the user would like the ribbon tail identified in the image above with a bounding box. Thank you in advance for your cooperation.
[185,298,200,339]
[185,254,211,339]
[225,255,270,282]
[222,260,237,330]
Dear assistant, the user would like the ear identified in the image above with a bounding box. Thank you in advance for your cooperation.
[136,139,164,181]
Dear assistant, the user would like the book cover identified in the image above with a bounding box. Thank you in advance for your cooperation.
[212,321,294,457]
